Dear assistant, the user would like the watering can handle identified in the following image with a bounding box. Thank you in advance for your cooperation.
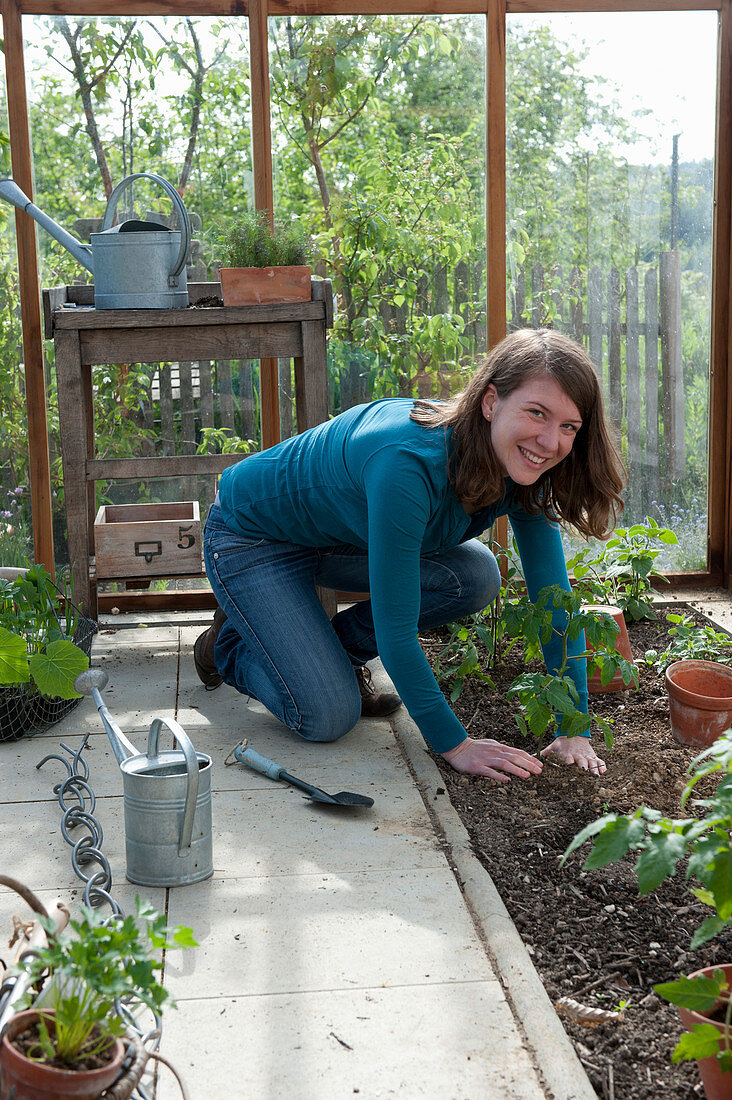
[101,172,191,279]
[147,717,199,854]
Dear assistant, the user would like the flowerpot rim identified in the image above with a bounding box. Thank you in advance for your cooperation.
[583,603,624,617]
[1,1008,125,1079]
[665,659,732,709]
[219,264,312,276]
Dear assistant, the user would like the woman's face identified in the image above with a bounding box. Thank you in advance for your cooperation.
[481,376,583,485]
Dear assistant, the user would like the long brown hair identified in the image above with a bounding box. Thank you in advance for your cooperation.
[410,327,626,539]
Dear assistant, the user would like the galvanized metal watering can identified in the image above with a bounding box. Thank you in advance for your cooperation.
[74,668,213,887]
[0,172,190,309]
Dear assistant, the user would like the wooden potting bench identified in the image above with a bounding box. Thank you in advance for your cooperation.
[43,280,334,620]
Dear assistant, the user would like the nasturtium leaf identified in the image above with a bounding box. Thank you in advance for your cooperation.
[28,639,89,699]
[671,1024,723,1064]
[0,625,30,685]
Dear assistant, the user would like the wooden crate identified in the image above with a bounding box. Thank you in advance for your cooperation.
[94,502,201,579]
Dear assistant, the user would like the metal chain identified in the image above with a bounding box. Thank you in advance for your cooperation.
[33,737,161,1099]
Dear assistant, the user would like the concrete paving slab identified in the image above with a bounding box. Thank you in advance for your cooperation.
[0,795,128,892]
[156,983,545,1100]
[164,867,494,1001]
[0,614,573,1100]
[0,731,125,802]
[209,785,443,878]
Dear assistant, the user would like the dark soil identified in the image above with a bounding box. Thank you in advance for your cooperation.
[424,605,732,1100]
[9,1017,117,1072]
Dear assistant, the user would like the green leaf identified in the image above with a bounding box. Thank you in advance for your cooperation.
[691,915,729,950]
[707,847,732,919]
[27,639,89,699]
[636,832,687,894]
[560,814,618,866]
[583,816,646,869]
[672,1024,723,1064]
[655,974,725,1012]
[0,625,30,685]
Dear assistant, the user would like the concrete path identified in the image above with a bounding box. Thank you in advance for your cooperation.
[0,613,602,1100]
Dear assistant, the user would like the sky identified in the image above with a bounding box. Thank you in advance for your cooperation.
[514,10,719,166]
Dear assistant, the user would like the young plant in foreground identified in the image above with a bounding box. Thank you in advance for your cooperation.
[0,564,89,700]
[561,730,732,1075]
[503,585,637,752]
[654,968,732,1075]
[562,729,732,948]
[433,612,496,702]
[644,612,732,673]
[432,536,520,702]
[15,898,196,1067]
[567,517,678,622]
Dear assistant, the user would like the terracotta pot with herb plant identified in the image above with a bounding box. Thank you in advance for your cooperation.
[0,564,94,742]
[216,209,313,306]
[0,898,196,1100]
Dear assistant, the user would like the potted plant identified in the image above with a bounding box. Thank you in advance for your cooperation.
[0,898,196,1100]
[0,564,95,742]
[216,209,313,306]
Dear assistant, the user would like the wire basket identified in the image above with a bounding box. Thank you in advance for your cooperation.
[0,615,97,743]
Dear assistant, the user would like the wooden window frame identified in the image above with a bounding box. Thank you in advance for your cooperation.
[2,0,729,605]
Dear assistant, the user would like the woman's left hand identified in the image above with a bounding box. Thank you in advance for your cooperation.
[540,736,606,775]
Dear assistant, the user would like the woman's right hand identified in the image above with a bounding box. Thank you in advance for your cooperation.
[441,737,543,782]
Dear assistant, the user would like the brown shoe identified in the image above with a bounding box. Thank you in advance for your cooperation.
[193,607,227,690]
[355,666,402,718]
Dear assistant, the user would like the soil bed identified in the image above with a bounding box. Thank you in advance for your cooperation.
[425,605,732,1100]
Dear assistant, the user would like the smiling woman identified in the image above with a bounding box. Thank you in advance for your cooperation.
[194,327,625,783]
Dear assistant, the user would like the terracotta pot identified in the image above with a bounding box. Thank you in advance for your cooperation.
[584,604,635,694]
[665,660,732,749]
[0,1010,125,1100]
[219,265,312,306]
[678,964,732,1100]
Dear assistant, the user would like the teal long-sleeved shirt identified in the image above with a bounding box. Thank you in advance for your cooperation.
[217,398,588,753]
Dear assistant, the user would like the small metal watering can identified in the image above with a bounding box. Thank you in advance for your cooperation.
[74,668,213,887]
[0,171,190,309]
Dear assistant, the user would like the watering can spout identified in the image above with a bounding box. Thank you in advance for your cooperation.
[0,177,94,273]
[74,668,139,764]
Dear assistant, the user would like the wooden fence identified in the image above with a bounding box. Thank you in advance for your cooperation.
[510,254,684,518]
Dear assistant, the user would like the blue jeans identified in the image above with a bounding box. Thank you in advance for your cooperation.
[203,504,499,743]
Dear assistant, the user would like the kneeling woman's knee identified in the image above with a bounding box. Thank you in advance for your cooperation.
[294,684,362,744]
[459,543,501,611]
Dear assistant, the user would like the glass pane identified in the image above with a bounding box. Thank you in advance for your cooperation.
[19,16,253,578]
[269,14,487,411]
[506,11,717,571]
